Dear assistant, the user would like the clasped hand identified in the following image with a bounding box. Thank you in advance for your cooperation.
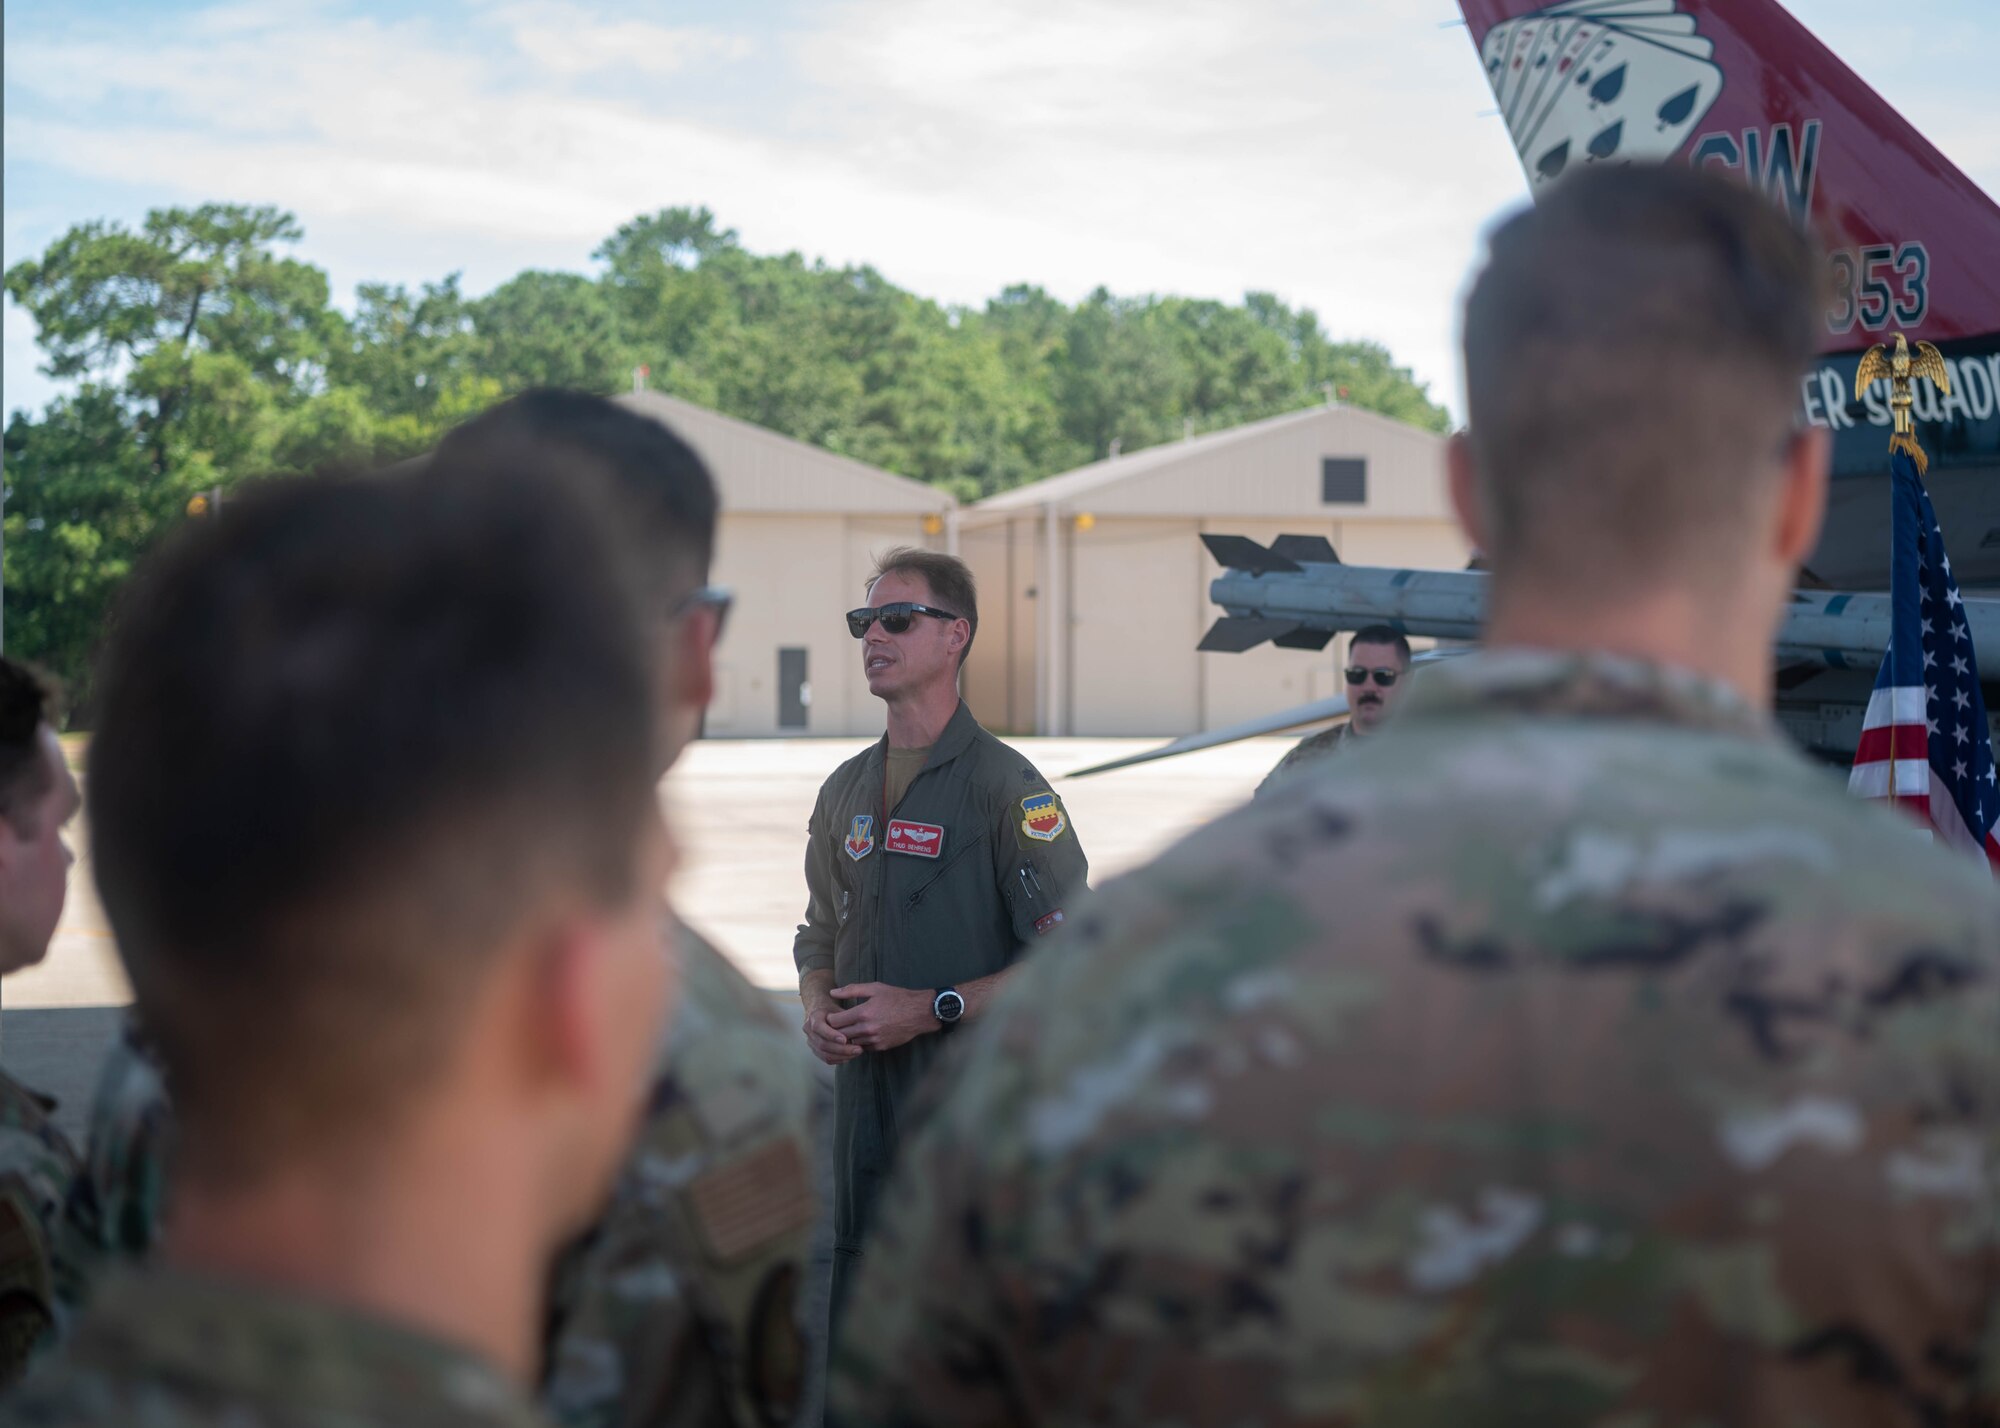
[804,983,936,1063]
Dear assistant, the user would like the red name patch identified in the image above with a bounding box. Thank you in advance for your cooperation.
[1034,909,1066,936]
[885,819,945,858]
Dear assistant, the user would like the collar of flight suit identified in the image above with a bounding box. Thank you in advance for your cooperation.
[861,698,984,794]
[1396,648,1778,744]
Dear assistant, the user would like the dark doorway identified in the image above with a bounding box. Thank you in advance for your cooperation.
[778,647,810,730]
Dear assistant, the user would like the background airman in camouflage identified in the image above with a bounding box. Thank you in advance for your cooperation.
[440,392,823,1428]
[67,391,826,1428]
[831,165,2000,1426]
[0,657,86,1386]
[8,456,674,1427]
[1256,625,1414,797]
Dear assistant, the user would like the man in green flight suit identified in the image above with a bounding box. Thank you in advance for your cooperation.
[8,456,674,1426]
[794,548,1089,1333]
[0,657,85,1385]
[830,166,2000,1425]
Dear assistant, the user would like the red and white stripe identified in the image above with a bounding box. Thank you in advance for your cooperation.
[1849,685,2000,865]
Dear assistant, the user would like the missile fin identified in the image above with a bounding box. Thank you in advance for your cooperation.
[1200,534,1301,575]
[1270,534,1339,565]
[1272,627,1335,651]
[1198,616,1296,652]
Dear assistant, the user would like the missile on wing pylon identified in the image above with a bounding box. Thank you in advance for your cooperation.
[1198,534,2000,675]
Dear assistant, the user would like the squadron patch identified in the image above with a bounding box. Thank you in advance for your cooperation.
[885,819,944,858]
[1034,909,1066,935]
[1020,792,1068,843]
[844,815,874,861]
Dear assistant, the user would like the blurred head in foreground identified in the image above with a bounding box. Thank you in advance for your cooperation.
[437,390,724,771]
[0,657,80,975]
[86,459,672,1306]
[1453,163,1830,696]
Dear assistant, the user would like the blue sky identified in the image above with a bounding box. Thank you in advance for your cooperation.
[6,0,1997,424]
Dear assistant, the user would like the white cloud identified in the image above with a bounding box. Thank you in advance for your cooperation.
[3,0,1995,426]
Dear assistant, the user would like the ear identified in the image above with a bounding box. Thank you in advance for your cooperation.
[1773,425,1831,570]
[674,609,717,712]
[520,915,611,1097]
[1445,433,1492,557]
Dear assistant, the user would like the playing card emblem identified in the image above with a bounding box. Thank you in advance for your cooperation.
[1479,0,1723,191]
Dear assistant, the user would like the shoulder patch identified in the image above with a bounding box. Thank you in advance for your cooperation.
[686,1138,814,1266]
[844,814,874,861]
[1020,791,1068,843]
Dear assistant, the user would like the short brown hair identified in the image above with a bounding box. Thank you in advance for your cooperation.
[89,460,658,1176]
[869,548,977,666]
[0,658,55,835]
[1462,164,1826,598]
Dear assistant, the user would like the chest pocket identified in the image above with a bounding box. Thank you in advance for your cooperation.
[903,830,987,909]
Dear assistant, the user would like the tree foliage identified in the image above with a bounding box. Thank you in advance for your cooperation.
[2,202,1449,716]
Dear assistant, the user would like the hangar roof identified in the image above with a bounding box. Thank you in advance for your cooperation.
[971,402,1447,522]
[620,392,955,516]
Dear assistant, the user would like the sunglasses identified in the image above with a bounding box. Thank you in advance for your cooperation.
[1345,666,1400,688]
[671,584,733,640]
[847,602,960,639]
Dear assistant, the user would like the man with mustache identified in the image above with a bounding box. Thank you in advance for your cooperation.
[1257,624,1413,796]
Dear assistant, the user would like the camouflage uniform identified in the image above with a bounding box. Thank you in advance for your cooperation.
[68,925,820,1428]
[831,650,2000,1427]
[541,921,819,1428]
[1255,721,1360,797]
[2,1267,549,1427]
[69,1017,173,1266]
[0,1071,83,1386]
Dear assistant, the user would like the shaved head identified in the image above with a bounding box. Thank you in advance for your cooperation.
[1461,164,1827,604]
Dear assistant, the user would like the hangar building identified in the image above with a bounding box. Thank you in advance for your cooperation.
[622,392,955,738]
[957,403,1467,736]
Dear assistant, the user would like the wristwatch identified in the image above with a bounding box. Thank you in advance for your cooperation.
[932,987,965,1026]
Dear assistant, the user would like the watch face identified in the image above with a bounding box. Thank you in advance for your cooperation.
[935,989,965,1022]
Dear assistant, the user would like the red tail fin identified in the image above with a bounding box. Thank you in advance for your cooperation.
[1457,0,2000,349]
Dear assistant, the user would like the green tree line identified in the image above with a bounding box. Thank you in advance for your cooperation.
[2,202,1448,712]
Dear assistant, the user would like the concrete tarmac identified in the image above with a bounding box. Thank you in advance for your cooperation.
[4,733,1297,1137]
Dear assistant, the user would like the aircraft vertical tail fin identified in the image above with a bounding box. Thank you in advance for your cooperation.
[1455,0,2000,349]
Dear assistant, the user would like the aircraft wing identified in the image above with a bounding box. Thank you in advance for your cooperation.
[1064,650,1466,779]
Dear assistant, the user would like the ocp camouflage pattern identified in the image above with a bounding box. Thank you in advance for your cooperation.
[833,650,2000,1427]
[0,1071,83,1386]
[541,922,819,1428]
[2,1267,549,1427]
[1256,720,1358,798]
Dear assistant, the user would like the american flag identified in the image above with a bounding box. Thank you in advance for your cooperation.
[1847,451,2000,869]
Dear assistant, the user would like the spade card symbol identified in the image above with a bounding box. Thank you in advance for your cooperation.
[1657,84,1698,129]
[1589,64,1626,107]
[1587,120,1623,161]
[1536,139,1571,181]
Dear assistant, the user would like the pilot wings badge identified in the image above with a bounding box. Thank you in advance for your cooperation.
[1020,792,1068,843]
[1478,2,1723,191]
[845,815,875,861]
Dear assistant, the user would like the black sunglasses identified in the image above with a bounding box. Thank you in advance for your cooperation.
[1345,666,1400,688]
[672,584,733,640]
[847,602,960,638]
